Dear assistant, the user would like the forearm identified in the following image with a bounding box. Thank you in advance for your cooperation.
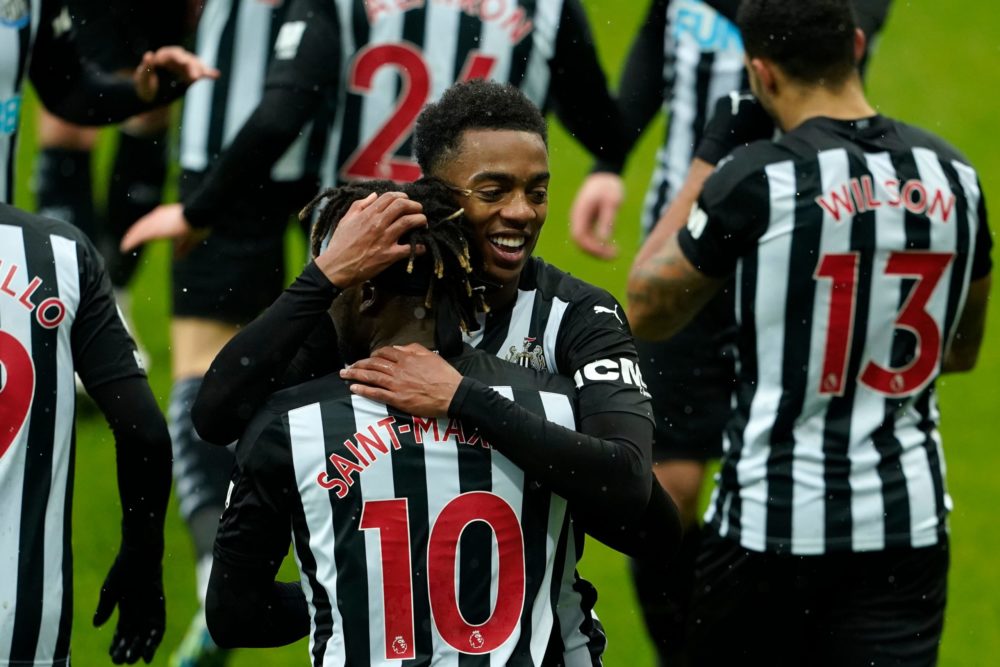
[192,262,341,444]
[942,274,990,373]
[90,378,172,550]
[183,86,321,229]
[549,0,628,171]
[574,475,681,561]
[634,158,715,266]
[206,560,309,648]
[449,379,651,515]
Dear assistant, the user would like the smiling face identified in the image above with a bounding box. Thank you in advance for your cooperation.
[431,129,549,306]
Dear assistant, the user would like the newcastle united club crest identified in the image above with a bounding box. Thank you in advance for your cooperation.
[506,337,547,371]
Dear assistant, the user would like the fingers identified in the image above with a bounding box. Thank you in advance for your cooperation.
[93,587,116,627]
[109,630,129,664]
[347,383,393,403]
[593,202,619,259]
[346,192,378,216]
[384,213,428,242]
[371,346,405,362]
[339,365,394,390]
[141,627,163,663]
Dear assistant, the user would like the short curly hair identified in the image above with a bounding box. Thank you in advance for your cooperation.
[738,0,857,84]
[300,177,486,333]
[414,80,548,175]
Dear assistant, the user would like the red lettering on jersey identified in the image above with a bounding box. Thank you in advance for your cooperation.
[0,263,17,297]
[358,425,391,459]
[501,6,533,44]
[413,416,440,444]
[861,175,881,210]
[928,189,956,223]
[885,179,901,206]
[35,298,65,329]
[850,177,867,214]
[317,471,350,498]
[466,430,480,447]
[902,180,927,214]
[18,277,40,311]
[443,418,466,444]
[329,452,365,487]
[344,439,370,467]
[815,185,855,222]
[377,416,403,449]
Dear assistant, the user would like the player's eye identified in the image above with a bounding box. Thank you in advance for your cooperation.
[471,188,505,203]
[528,188,548,204]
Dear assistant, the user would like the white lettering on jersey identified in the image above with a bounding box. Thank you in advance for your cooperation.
[592,304,622,325]
[573,358,651,398]
[687,203,709,239]
[274,21,306,60]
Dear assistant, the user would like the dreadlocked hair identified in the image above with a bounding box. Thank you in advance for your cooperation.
[300,177,487,333]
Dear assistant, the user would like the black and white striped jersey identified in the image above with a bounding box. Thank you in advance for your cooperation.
[641,0,745,236]
[179,0,324,183]
[677,115,992,555]
[0,204,145,665]
[273,0,567,188]
[466,257,653,425]
[216,346,600,665]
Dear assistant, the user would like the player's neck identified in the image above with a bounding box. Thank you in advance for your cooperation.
[369,316,436,353]
[773,76,876,132]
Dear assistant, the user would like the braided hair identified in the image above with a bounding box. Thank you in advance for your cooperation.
[300,177,487,334]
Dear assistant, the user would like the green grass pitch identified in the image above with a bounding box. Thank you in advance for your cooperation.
[12,1,998,664]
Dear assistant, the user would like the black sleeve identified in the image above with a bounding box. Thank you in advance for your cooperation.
[971,187,992,279]
[29,2,184,125]
[555,289,654,425]
[206,414,309,648]
[676,153,771,277]
[71,233,146,392]
[183,0,338,229]
[593,0,668,173]
[573,474,681,561]
[547,0,628,172]
[449,381,652,517]
[192,261,343,445]
[693,92,775,166]
[89,377,172,551]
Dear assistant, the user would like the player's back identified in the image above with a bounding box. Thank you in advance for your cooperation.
[243,344,581,665]
[1,204,102,662]
[321,0,563,186]
[699,115,989,554]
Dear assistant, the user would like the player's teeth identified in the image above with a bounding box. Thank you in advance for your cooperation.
[490,236,525,249]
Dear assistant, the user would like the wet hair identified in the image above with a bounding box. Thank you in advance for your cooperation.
[738,0,857,85]
[413,79,547,175]
[300,177,487,334]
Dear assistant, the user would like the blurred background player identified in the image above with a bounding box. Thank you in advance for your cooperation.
[157,1,330,665]
[627,0,990,662]
[0,203,171,666]
[0,0,215,206]
[569,0,892,662]
[33,0,191,327]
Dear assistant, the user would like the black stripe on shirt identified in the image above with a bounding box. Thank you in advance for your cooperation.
[507,0,538,88]
[205,0,241,163]
[764,158,821,550]
[9,230,61,663]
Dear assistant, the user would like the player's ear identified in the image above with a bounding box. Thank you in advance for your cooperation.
[359,282,378,314]
[853,27,867,64]
[748,57,775,95]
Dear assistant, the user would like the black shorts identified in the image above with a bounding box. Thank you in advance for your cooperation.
[74,0,189,71]
[639,287,737,462]
[688,531,949,667]
[172,170,314,324]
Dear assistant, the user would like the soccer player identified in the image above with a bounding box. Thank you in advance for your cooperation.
[0,0,216,204]
[33,0,190,293]
[204,177,656,663]
[0,204,172,665]
[626,0,991,663]
[569,1,892,661]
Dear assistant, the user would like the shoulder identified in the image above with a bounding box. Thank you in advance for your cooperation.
[456,346,575,397]
[1,203,91,248]
[702,140,790,209]
[886,118,973,167]
[237,373,351,463]
[523,257,618,308]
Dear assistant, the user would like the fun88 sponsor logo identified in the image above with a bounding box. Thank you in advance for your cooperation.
[0,95,20,135]
[672,0,743,53]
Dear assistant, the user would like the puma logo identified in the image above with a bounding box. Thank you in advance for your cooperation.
[593,304,623,325]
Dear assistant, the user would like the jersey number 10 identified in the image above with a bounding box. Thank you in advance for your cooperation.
[815,250,954,397]
[342,44,498,182]
[360,491,525,659]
